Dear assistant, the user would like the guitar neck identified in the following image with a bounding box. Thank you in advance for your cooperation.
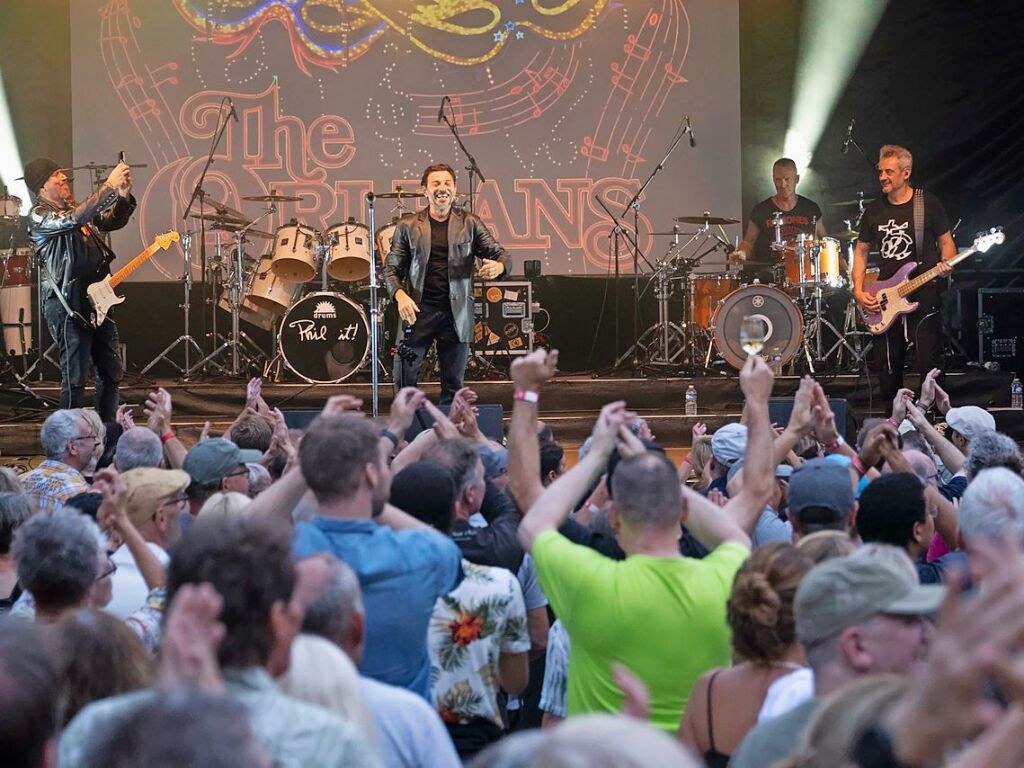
[109,241,161,288]
[896,247,976,298]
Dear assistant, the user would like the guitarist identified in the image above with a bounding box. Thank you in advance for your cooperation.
[852,145,955,402]
[25,157,134,420]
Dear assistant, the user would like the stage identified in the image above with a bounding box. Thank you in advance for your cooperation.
[1,369,1021,459]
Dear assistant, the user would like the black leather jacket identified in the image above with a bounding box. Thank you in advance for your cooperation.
[28,184,136,317]
[383,207,511,343]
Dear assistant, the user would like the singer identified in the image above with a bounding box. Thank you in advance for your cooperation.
[729,157,826,284]
[24,156,135,420]
[382,163,511,404]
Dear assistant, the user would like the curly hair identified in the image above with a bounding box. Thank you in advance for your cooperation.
[727,542,814,664]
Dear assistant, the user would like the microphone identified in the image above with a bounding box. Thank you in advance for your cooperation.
[227,98,239,123]
[437,96,448,123]
[685,116,695,147]
[842,117,855,155]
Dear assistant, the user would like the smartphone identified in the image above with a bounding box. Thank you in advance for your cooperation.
[118,151,126,164]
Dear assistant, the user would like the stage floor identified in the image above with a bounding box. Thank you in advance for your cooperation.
[1,369,1021,458]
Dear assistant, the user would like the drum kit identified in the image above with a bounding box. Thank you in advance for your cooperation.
[632,203,874,374]
[0,187,32,369]
[144,188,426,384]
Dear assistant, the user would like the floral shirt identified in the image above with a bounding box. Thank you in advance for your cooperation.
[19,460,88,514]
[429,560,529,727]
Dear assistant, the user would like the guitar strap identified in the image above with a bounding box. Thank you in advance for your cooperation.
[913,188,925,261]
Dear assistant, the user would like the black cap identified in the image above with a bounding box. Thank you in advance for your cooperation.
[22,158,62,196]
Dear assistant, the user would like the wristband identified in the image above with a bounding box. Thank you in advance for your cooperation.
[851,456,868,477]
[886,416,899,427]
[160,431,175,445]
[513,389,540,404]
[379,428,400,448]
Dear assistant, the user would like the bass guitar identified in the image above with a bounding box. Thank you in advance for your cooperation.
[860,227,1005,335]
[86,230,180,327]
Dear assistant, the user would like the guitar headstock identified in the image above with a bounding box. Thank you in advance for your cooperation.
[973,227,1006,253]
[155,230,181,250]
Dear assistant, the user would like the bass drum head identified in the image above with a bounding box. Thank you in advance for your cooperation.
[279,292,370,383]
[711,284,803,370]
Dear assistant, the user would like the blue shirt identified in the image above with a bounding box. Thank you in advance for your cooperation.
[294,517,462,699]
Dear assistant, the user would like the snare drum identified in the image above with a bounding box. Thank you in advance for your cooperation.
[279,292,369,383]
[711,284,803,370]
[270,223,318,282]
[326,222,371,282]
[0,248,33,287]
[0,284,32,355]
[0,193,21,220]
[690,276,740,330]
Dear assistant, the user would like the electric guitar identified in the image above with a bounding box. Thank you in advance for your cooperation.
[860,228,1005,335]
[86,231,180,327]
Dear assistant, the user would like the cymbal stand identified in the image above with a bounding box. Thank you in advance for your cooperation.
[140,232,204,378]
[188,208,273,376]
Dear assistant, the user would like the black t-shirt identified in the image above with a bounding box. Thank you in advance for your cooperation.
[748,195,822,266]
[857,189,950,302]
[421,215,451,308]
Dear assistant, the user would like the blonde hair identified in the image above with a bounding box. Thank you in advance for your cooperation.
[776,675,906,768]
[687,436,713,490]
[197,491,251,522]
[879,144,913,170]
[795,531,857,564]
[277,634,377,744]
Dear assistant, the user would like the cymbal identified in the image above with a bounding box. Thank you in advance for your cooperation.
[829,229,860,239]
[205,199,248,221]
[650,231,699,236]
[672,214,739,225]
[374,191,424,199]
[191,213,250,225]
[66,162,148,171]
[829,196,875,207]
[242,192,305,202]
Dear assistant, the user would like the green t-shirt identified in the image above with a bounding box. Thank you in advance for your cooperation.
[532,531,749,731]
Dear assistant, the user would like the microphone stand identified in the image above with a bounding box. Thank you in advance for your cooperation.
[182,98,232,371]
[845,123,876,174]
[366,192,380,418]
[439,101,486,213]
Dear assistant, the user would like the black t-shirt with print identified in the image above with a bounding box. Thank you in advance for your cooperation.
[857,189,950,304]
[747,195,823,267]
[422,215,451,309]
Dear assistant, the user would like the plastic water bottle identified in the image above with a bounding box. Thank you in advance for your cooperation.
[685,384,698,416]
[1012,375,1023,410]
[769,346,783,376]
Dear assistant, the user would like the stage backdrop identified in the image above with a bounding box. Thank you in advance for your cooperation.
[69,0,740,280]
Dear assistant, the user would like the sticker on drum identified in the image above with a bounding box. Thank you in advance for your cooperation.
[270,223,318,282]
[279,292,369,383]
[711,285,803,370]
[326,222,371,282]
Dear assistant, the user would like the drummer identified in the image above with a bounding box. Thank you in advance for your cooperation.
[729,157,827,284]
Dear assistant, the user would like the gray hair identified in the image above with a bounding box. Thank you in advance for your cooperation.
[301,554,364,644]
[39,410,84,460]
[965,431,1023,480]
[114,427,164,471]
[879,144,913,170]
[958,468,1024,546]
[532,714,701,768]
[0,467,23,493]
[0,493,34,555]
[12,507,103,611]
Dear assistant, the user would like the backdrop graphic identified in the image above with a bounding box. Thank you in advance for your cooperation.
[70,0,739,281]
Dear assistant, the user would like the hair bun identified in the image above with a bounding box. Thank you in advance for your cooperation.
[732,571,782,627]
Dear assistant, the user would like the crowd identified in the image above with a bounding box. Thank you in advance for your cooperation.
[2,357,1024,767]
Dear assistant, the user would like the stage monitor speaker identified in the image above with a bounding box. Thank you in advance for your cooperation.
[768,397,852,441]
[404,403,504,443]
[281,410,321,431]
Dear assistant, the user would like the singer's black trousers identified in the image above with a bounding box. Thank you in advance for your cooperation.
[870,292,943,403]
[392,302,468,406]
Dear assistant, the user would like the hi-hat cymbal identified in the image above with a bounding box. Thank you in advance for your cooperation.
[242,192,305,202]
[829,196,875,207]
[829,228,860,239]
[673,213,739,225]
[374,191,424,199]
[650,230,699,236]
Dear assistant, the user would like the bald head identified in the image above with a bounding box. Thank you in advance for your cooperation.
[299,553,365,664]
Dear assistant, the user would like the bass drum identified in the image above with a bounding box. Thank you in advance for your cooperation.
[711,284,803,370]
[279,292,369,383]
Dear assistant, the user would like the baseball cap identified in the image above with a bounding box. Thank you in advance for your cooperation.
[795,549,945,645]
[711,423,747,467]
[788,457,855,516]
[183,438,263,488]
[945,406,996,441]
[121,467,191,527]
[477,445,509,480]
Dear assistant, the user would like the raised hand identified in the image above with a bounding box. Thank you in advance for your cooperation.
[858,422,900,469]
[739,353,774,403]
[423,399,460,441]
[691,422,707,441]
[158,583,227,693]
[321,394,364,417]
[144,387,173,435]
[810,382,840,445]
[920,368,941,408]
[510,348,559,392]
[93,467,128,534]
[616,423,647,460]
[933,382,952,415]
[892,387,915,423]
[787,376,817,436]
[590,401,634,458]
[386,387,426,435]
[115,404,135,432]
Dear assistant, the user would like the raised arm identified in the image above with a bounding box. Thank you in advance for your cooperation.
[906,401,966,474]
[94,468,166,592]
[507,349,559,514]
[145,388,187,469]
[518,401,630,551]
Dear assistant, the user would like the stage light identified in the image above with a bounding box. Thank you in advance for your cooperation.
[0,69,28,211]
[785,0,888,168]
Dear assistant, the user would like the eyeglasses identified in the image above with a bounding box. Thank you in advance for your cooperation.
[71,433,100,444]
[225,468,250,479]
[161,493,190,507]
[96,561,118,581]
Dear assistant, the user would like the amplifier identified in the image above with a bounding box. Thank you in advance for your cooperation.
[472,280,534,356]
[978,288,1024,372]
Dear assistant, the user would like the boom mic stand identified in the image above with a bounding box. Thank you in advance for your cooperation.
[438,97,486,214]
